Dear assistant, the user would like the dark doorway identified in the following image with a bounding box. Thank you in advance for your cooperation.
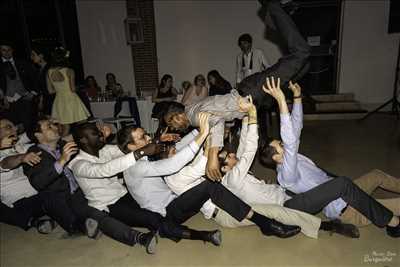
[292,0,342,95]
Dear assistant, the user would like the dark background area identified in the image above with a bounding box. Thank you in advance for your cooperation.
[0,0,84,82]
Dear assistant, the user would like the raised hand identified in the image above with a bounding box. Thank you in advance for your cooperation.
[159,128,181,142]
[289,81,301,97]
[238,95,254,113]
[262,77,285,101]
[206,147,222,182]
[22,152,42,166]
[96,122,113,140]
[197,112,211,136]
[139,143,167,157]
[59,142,78,166]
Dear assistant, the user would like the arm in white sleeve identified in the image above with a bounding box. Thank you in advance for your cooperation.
[128,141,200,178]
[70,152,136,178]
[278,114,300,187]
[223,124,258,190]
[236,54,243,84]
[260,49,270,69]
[175,129,199,151]
[291,103,303,139]
[165,153,207,195]
[236,119,248,158]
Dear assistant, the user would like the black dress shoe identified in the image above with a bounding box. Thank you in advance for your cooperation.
[387,221,400,238]
[137,232,158,254]
[205,230,222,246]
[281,0,300,15]
[328,219,360,238]
[260,219,301,238]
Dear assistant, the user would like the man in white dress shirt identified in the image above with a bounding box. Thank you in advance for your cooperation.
[236,33,269,87]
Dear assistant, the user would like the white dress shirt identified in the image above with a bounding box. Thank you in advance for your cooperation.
[236,49,270,84]
[68,145,136,211]
[166,121,290,219]
[124,140,200,217]
[0,135,36,207]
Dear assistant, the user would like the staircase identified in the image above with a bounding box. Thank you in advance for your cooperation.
[302,93,367,120]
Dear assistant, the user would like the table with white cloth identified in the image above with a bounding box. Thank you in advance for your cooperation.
[90,99,157,133]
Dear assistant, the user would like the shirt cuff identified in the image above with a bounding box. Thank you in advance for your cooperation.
[190,129,199,137]
[54,162,64,174]
[188,141,200,154]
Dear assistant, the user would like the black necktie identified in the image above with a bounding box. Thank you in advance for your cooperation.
[3,61,16,80]
[242,52,253,70]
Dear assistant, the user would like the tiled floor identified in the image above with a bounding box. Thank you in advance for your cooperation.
[1,114,399,267]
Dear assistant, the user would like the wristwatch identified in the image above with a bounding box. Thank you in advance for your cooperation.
[133,150,145,160]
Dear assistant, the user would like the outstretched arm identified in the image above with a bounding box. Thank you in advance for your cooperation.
[127,140,201,178]
[263,77,299,186]
[289,81,303,139]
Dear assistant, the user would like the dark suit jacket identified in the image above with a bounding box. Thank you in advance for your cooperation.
[23,144,71,194]
[34,63,51,96]
[0,58,37,95]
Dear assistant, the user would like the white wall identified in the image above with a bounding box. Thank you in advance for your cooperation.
[76,0,136,93]
[338,0,399,108]
[154,0,283,87]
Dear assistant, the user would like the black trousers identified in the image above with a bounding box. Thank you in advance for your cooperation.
[0,194,46,230]
[108,193,162,231]
[165,179,251,225]
[69,190,139,246]
[238,1,311,109]
[283,176,394,227]
[42,94,55,116]
[38,191,81,233]
[114,96,141,127]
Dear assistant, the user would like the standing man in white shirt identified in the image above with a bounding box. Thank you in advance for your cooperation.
[236,33,269,88]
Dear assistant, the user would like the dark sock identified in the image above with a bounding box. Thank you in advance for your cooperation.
[188,229,212,241]
[320,221,333,231]
[249,212,272,228]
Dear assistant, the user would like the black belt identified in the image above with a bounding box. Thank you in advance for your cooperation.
[212,207,219,219]
[341,204,349,215]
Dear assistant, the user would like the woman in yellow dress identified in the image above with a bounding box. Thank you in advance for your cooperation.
[47,47,89,136]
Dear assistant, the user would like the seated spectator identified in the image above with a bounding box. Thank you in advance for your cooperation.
[178,81,191,103]
[105,73,140,126]
[152,74,178,103]
[84,75,101,100]
[207,70,232,96]
[151,75,179,123]
[0,118,56,234]
[181,74,208,106]
[181,81,191,96]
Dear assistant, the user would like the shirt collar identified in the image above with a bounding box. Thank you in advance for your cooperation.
[38,143,60,155]
[2,57,14,64]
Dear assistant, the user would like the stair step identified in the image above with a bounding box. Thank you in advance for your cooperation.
[315,101,362,112]
[312,93,355,102]
[304,111,366,121]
